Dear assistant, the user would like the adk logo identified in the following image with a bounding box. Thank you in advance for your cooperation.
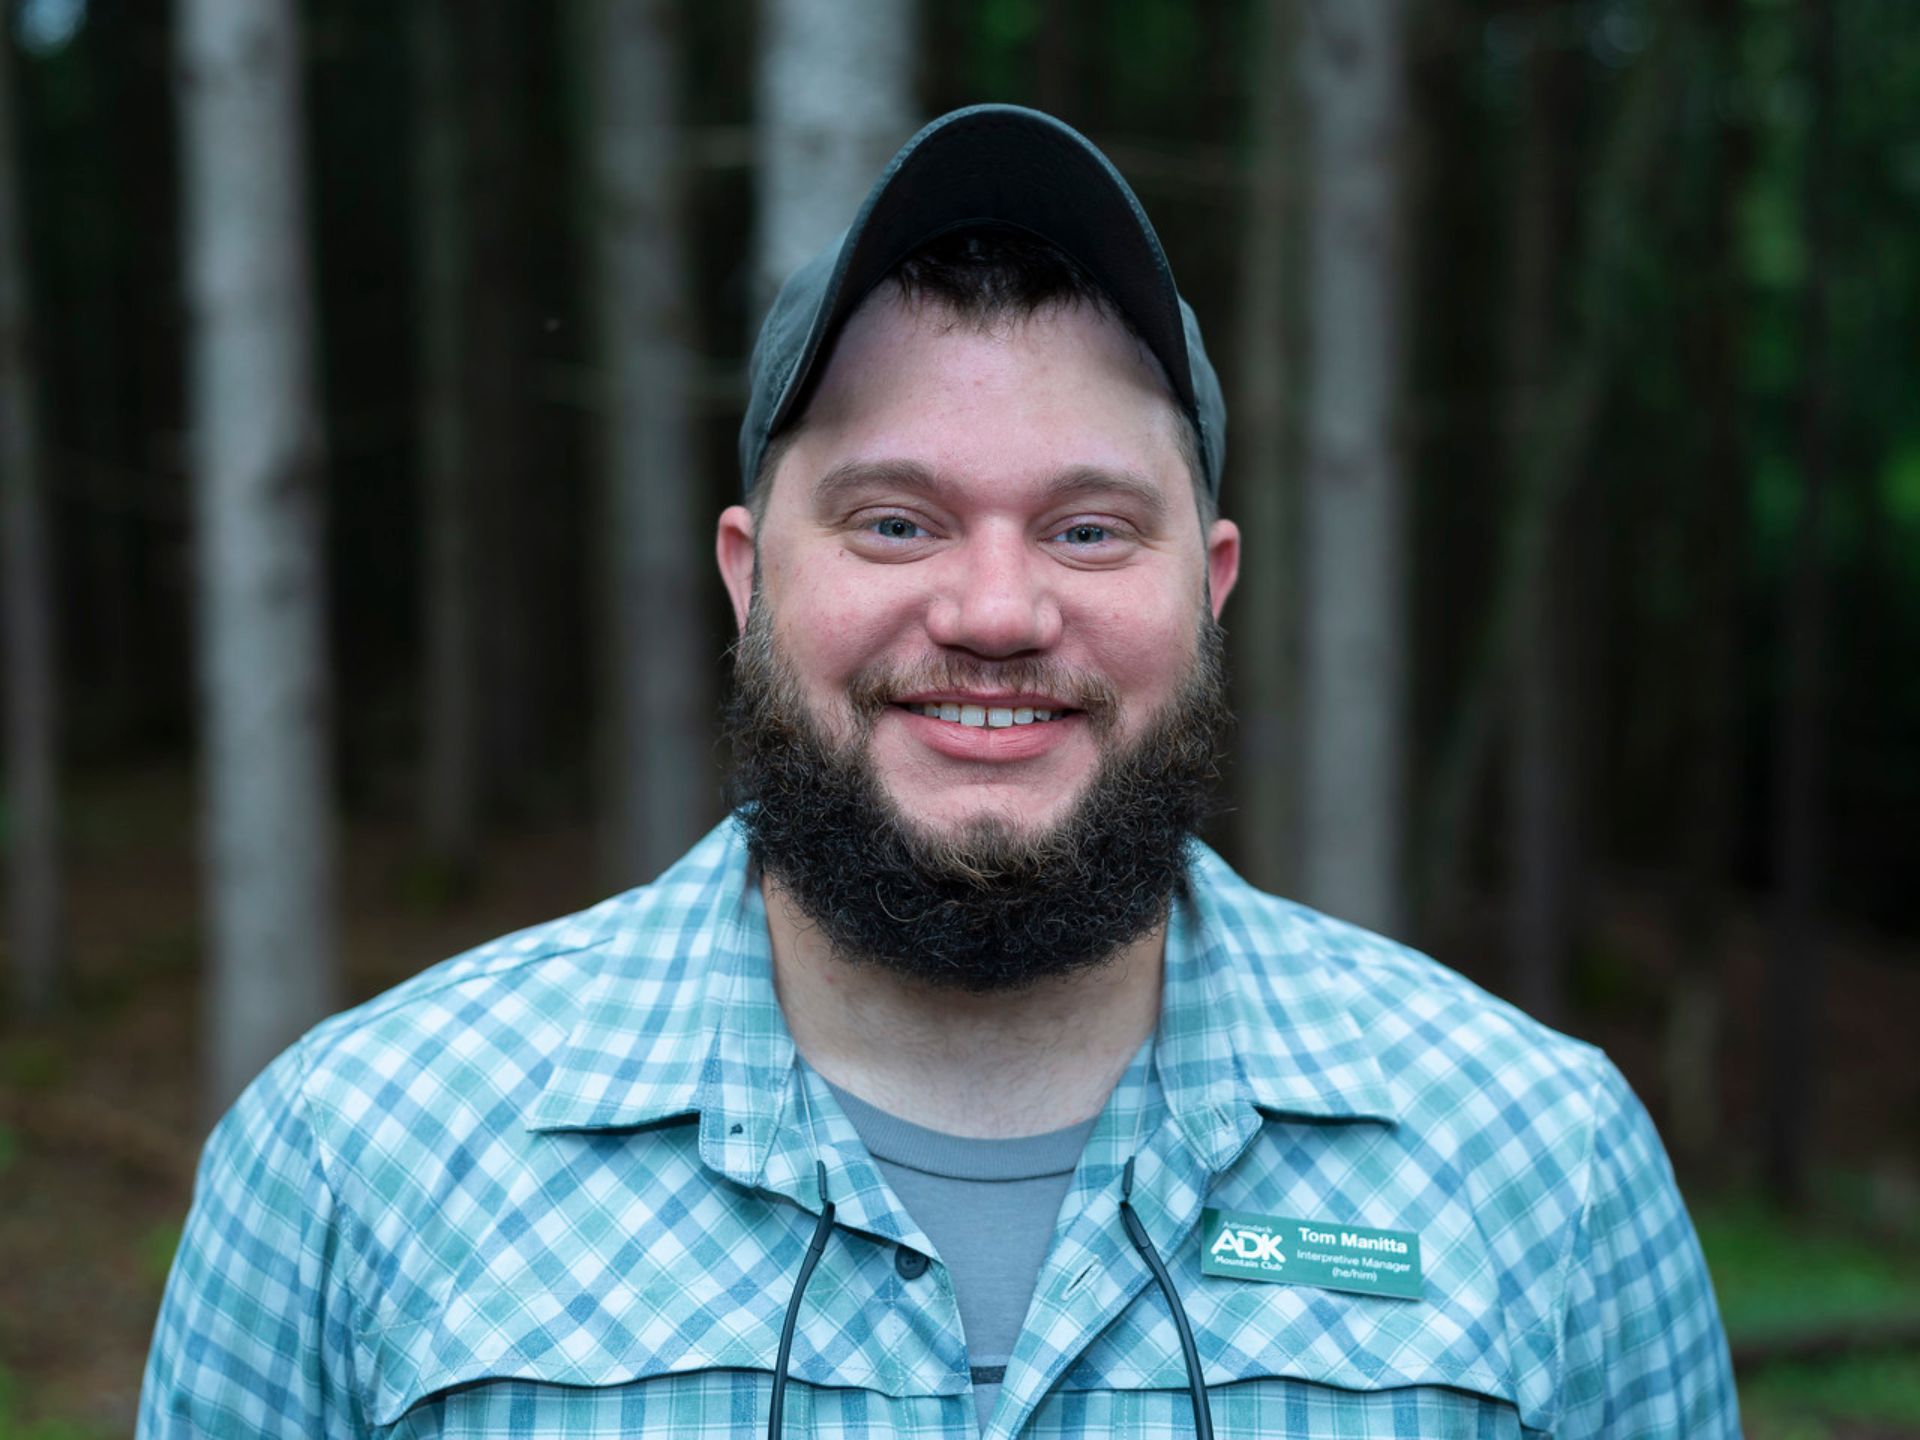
[1210,1222,1287,1269]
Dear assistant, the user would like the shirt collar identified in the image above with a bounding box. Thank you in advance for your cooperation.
[526,822,1401,1178]
[1171,842,1404,1146]
[524,819,762,1135]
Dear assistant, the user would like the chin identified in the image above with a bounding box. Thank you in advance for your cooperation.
[884,788,1083,844]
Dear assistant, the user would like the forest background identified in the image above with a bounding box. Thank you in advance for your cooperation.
[1,0,1917,1435]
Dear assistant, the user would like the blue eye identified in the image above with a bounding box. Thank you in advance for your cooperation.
[870,517,924,540]
[1055,523,1110,545]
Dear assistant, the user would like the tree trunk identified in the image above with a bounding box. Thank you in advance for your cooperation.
[1666,0,1751,1168]
[1504,0,1578,1026]
[465,0,542,814]
[0,32,62,1017]
[1297,0,1410,935]
[752,0,918,313]
[1231,0,1300,894]
[1416,24,1679,926]
[1765,0,1835,1208]
[176,0,339,1114]
[414,0,481,875]
[579,0,713,888]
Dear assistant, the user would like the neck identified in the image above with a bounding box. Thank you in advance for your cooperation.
[763,874,1164,1139]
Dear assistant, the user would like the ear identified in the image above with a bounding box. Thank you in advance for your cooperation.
[1204,517,1240,620]
[716,504,757,635]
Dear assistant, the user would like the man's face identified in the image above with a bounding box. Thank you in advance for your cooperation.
[717,291,1240,845]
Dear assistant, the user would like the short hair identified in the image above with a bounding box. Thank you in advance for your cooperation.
[746,227,1215,530]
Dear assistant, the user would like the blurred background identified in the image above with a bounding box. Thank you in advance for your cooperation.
[1,0,1916,1434]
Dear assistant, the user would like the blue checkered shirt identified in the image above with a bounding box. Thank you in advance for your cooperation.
[141,819,1738,1437]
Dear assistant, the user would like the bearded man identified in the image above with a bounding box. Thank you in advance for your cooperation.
[141,105,1738,1440]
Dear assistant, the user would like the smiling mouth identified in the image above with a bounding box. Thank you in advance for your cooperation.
[895,702,1077,730]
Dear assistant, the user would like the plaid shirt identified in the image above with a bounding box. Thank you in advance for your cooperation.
[141,818,1737,1438]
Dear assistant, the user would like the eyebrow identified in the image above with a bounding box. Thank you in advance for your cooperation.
[810,458,1171,524]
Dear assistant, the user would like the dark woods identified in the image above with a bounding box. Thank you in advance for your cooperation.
[2,0,1916,1222]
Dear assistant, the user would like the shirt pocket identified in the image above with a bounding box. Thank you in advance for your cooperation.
[1028,1381,1524,1439]
[1055,1276,1537,1439]
[360,1263,965,1434]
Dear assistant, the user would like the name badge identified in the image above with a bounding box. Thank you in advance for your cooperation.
[1199,1207,1423,1301]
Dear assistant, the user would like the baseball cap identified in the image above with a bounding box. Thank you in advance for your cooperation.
[738,103,1227,498]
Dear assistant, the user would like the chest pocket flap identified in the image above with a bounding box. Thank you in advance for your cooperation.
[1062,1255,1547,1434]
[353,1177,966,1426]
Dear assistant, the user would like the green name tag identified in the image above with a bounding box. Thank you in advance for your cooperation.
[1199,1208,1424,1301]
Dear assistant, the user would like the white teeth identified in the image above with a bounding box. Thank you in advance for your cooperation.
[908,702,1068,725]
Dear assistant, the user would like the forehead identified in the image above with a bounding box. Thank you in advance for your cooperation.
[763,291,1193,522]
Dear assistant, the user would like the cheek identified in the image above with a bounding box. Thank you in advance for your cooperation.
[1071,589,1200,698]
[769,555,919,688]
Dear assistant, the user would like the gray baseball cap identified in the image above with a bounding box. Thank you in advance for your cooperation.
[738,103,1227,498]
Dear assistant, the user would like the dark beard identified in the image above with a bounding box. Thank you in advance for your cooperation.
[722,604,1232,993]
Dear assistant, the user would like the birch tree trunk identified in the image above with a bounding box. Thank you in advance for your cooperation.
[753,0,918,312]
[1298,0,1409,934]
[414,0,480,874]
[1232,0,1301,893]
[0,32,62,1016]
[177,0,338,1113]
[579,0,712,887]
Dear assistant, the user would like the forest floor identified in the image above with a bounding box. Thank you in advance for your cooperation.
[1,764,1916,1438]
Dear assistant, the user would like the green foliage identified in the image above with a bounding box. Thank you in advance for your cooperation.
[1694,1192,1920,1340]
[0,1366,109,1440]
[1104,0,1200,117]
[966,0,1039,100]
[978,0,1040,51]
[1697,1189,1920,1435]
[395,855,477,914]
[139,1219,185,1289]
[0,1038,67,1092]
[1566,932,1665,1022]
[1741,1352,1920,1435]
[1884,441,1920,546]
[1749,450,1801,573]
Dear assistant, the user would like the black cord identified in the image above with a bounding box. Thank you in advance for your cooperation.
[768,1159,836,1440]
[1119,1156,1215,1440]
[767,1153,1212,1437]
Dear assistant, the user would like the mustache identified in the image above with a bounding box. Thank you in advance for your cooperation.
[844,654,1121,734]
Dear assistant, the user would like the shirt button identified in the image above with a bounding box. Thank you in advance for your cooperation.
[895,1246,930,1280]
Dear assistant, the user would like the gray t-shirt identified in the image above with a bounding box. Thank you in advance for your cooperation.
[827,1084,1098,1433]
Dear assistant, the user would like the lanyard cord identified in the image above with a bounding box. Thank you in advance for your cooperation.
[767,1158,834,1440]
[766,1060,1214,1438]
[1118,1156,1215,1439]
[1121,1128,1213,1440]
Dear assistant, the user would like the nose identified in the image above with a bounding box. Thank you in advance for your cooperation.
[923,525,1062,658]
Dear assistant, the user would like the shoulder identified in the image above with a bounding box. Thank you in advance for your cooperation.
[280,822,745,1147]
[203,821,749,1246]
[195,886,648,1292]
[293,888,636,1116]
[1186,850,1734,1431]
[1188,845,1614,1120]
[151,828,755,1433]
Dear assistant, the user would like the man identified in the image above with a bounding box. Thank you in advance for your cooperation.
[142,105,1738,1438]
